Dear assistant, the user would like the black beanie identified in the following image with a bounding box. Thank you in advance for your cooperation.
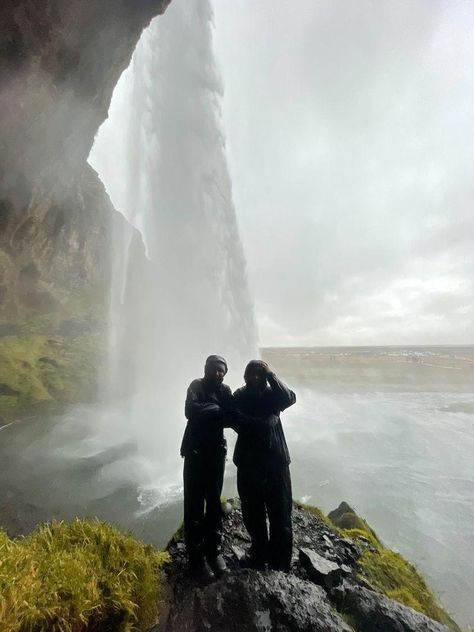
[205,354,228,374]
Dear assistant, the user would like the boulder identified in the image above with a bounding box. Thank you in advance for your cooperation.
[342,585,452,632]
[299,547,343,591]
[163,570,352,632]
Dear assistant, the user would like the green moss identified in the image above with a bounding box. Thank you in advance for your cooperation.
[295,501,340,531]
[358,548,460,631]
[328,501,381,546]
[0,519,169,632]
[0,332,105,418]
[342,527,381,550]
[0,395,20,411]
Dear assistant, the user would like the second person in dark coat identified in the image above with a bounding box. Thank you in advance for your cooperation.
[232,359,296,571]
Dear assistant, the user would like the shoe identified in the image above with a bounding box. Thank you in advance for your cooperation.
[207,553,227,574]
[189,558,215,584]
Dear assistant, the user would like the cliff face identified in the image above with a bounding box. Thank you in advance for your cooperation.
[0,1,170,415]
[0,0,170,323]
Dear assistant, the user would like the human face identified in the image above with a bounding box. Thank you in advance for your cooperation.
[204,362,226,386]
[245,369,266,390]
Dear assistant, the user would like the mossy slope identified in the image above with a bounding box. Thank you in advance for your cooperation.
[327,502,460,632]
[0,519,169,632]
[0,331,104,419]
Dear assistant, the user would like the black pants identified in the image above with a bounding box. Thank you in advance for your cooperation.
[183,450,225,563]
[237,461,293,570]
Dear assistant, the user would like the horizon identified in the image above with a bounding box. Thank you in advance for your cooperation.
[261,342,474,350]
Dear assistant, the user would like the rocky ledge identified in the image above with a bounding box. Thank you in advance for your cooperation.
[158,500,459,632]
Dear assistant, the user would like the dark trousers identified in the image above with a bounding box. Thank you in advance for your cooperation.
[183,450,225,563]
[237,461,293,570]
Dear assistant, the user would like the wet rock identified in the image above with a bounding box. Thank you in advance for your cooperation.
[299,548,343,591]
[328,501,356,525]
[163,570,352,632]
[231,545,246,562]
[163,501,458,632]
[323,534,334,548]
[342,585,452,632]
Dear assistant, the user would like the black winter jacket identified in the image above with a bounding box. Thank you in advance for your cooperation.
[232,372,296,468]
[180,378,234,458]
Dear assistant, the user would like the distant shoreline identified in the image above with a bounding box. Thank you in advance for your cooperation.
[261,344,474,351]
[261,345,474,392]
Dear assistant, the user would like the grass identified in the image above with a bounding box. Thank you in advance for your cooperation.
[0,519,169,632]
[0,332,104,419]
[321,502,461,632]
[358,548,460,631]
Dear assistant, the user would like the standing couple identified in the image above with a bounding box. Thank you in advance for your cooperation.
[180,354,296,581]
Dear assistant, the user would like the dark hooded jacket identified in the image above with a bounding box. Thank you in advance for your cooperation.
[180,376,234,458]
[232,369,296,468]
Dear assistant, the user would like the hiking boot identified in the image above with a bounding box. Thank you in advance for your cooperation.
[207,553,227,575]
[189,558,215,584]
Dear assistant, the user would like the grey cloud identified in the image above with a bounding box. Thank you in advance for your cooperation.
[212,0,474,345]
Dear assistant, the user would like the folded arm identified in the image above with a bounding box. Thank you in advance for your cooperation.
[184,385,223,424]
[226,410,279,433]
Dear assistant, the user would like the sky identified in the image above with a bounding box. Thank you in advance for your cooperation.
[211,0,474,347]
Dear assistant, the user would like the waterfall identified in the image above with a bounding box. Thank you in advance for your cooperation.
[88,0,257,504]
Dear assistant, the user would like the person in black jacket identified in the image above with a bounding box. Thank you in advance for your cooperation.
[180,354,234,580]
[232,359,296,571]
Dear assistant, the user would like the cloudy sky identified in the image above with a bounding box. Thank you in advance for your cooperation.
[211,0,474,347]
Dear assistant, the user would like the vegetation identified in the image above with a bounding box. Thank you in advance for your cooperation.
[0,332,104,419]
[0,519,169,632]
[294,501,340,531]
[327,501,381,547]
[324,504,461,632]
[358,548,460,631]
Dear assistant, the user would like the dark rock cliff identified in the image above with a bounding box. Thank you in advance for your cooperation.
[0,0,171,318]
[0,1,170,415]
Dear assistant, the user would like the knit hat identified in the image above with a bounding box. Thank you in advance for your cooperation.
[205,354,228,374]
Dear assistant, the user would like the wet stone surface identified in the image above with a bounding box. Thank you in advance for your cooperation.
[159,500,452,632]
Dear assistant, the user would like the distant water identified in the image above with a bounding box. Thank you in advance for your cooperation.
[0,346,473,627]
[274,347,474,625]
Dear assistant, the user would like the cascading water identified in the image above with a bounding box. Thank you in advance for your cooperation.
[88,0,257,507]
